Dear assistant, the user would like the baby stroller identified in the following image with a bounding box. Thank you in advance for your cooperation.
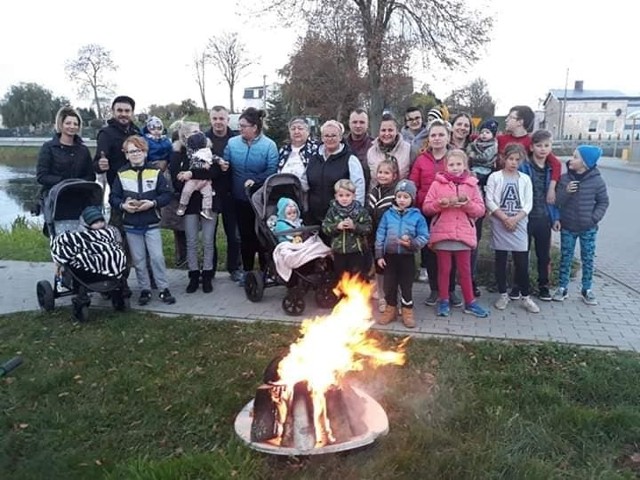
[35,179,129,322]
[243,173,338,316]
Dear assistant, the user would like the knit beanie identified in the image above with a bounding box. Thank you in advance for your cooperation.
[81,206,104,226]
[479,118,499,138]
[427,108,443,122]
[146,116,164,131]
[576,145,602,169]
[394,179,417,202]
[186,131,207,151]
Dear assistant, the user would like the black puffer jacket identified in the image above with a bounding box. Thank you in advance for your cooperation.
[36,134,95,197]
[93,119,141,186]
[556,166,609,232]
[306,144,351,225]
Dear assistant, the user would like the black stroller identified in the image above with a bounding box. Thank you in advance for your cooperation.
[243,173,337,316]
[35,179,129,322]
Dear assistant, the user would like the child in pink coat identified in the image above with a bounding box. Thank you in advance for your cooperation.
[422,149,489,317]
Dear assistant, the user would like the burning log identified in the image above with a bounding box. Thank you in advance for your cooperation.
[281,382,316,449]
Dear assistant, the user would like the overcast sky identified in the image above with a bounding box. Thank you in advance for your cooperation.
[2,0,638,116]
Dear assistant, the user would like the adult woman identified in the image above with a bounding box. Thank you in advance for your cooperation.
[367,113,411,188]
[169,123,227,293]
[306,120,365,226]
[36,106,95,210]
[277,116,319,191]
[224,108,278,274]
[410,120,460,307]
[449,113,473,150]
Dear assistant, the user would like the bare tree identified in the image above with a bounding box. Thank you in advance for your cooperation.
[193,50,208,113]
[255,0,492,130]
[206,32,251,113]
[445,77,496,119]
[65,44,117,119]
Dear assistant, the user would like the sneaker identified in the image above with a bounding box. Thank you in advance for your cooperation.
[464,301,489,318]
[494,293,510,310]
[449,290,463,307]
[508,288,521,300]
[417,268,429,283]
[538,286,552,302]
[159,288,176,304]
[176,204,187,216]
[581,289,598,306]
[230,270,244,283]
[378,298,387,313]
[552,287,568,302]
[138,289,152,306]
[473,283,482,298]
[521,295,540,313]
[200,208,214,220]
[437,299,450,317]
[424,290,438,306]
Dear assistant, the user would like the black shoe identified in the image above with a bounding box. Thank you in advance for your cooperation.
[186,270,200,294]
[449,290,463,307]
[201,270,214,293]
[538,286,552,301]
[138,290,152,306]
[159,288,176,304]
[424,290,438,306]
[508,288,521,300]
[473,285,482,298]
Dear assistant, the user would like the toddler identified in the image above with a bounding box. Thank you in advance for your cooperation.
[144,116,172,170]
[467,118,498,189]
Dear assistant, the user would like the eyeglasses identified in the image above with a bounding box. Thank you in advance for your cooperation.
[238,123,254,129]
[506,114,519,121]
[406,116,422,122]
[125,149,143,155]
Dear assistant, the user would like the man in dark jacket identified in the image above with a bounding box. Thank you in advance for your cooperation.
[204,105,243,282]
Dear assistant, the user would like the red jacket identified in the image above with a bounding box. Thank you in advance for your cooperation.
[409,150,447,209]
[422,172,485,249]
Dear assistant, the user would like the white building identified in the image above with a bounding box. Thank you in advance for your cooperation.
[242,83,281,111]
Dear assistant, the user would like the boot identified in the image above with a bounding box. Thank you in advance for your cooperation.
[378,305,396,325]
[201,269,214,293]
[401,307,415,328]
[186,270,200,293]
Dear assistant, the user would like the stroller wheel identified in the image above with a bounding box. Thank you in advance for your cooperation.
[36,280,55,312]
[244,271,265,302]
[282,293,305,316]
[315,284,339,309]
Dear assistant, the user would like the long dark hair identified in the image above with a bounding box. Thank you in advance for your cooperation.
[240,107,266,133]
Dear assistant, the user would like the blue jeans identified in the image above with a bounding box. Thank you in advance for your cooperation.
[126,228,169,291]
[559,227,597,291]
[184,214,216,271]
[213,193,242,274]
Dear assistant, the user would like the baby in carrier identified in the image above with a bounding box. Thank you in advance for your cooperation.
[176,131,216,220]
[467,118,498,192]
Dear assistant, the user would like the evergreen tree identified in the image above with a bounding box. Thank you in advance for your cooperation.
[265,91,290,146]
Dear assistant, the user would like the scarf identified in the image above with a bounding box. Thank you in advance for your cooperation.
[443,171,469,185]
[379,135,399,153]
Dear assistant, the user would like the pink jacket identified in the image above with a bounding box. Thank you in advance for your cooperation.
[422,172,485,249]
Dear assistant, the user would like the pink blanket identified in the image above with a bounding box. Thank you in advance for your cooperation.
[272,235,332,281]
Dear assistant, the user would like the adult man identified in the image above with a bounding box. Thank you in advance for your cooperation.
[400,106,429,163]
[344,108,373,191]
[94,95,141,188]
[204,106,243,281]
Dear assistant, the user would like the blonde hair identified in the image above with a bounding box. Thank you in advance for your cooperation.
[175,121,201,144]
[55,106,82,133]
[446,148,469,168]
[321,120,345,137]
[334,178,356,193]
[418,119,451,154]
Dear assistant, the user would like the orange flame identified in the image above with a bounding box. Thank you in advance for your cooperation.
[276,274,407,446]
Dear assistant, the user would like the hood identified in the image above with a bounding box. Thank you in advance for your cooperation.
[276,197,301,224]
[434,171,478,186]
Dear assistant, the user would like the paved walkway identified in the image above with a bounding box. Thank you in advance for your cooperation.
[2,259,639,353]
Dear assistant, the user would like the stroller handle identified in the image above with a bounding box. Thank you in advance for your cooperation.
[0,356,23,378]
[275,225,321,237]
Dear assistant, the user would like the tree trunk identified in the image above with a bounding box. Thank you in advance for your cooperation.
[93,88,102,120]
[368,61,383,135]
[229,82,235,113]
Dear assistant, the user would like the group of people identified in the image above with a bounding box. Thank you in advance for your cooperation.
[35,97,609,327]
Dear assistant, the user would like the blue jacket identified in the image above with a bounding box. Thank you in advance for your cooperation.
[518,160,560,223]
[145,134,172,163]
[224,133,279,201]
[274,197,303,243]
[375,206,429,258]
[109,163,172,231]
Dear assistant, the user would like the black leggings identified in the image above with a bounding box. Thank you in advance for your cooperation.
[235,200,266,272]
[384,254,415,308]
[494,250,530,296]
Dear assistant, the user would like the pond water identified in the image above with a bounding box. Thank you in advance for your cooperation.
[0,161,41,228]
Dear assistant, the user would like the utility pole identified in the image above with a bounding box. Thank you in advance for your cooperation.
[559,68,569,140]
[262,74,267,111]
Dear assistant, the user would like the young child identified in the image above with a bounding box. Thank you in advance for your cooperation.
[485,143,539,313]
[144,116,172,170]
[518,129,561,301]
[422,149,490,318]
[109,135,176,306]
[322,179,373,281]
[553,145,609,305]
[375,180,428,328]
[367,158,399,312]
[498,105,561,204]
[176,131,215,220]
[467,118,498,190]
[274,197,304,244]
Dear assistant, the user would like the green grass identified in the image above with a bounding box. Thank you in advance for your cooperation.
[1,311,639,479]
[0,147,40,167]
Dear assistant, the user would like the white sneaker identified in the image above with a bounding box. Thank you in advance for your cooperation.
[494,293,510,310]
[418,268,428,283]
[521,295,540,313]
[378,298,387,313]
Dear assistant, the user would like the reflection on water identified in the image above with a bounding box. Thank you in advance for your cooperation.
[0,161,41,228]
